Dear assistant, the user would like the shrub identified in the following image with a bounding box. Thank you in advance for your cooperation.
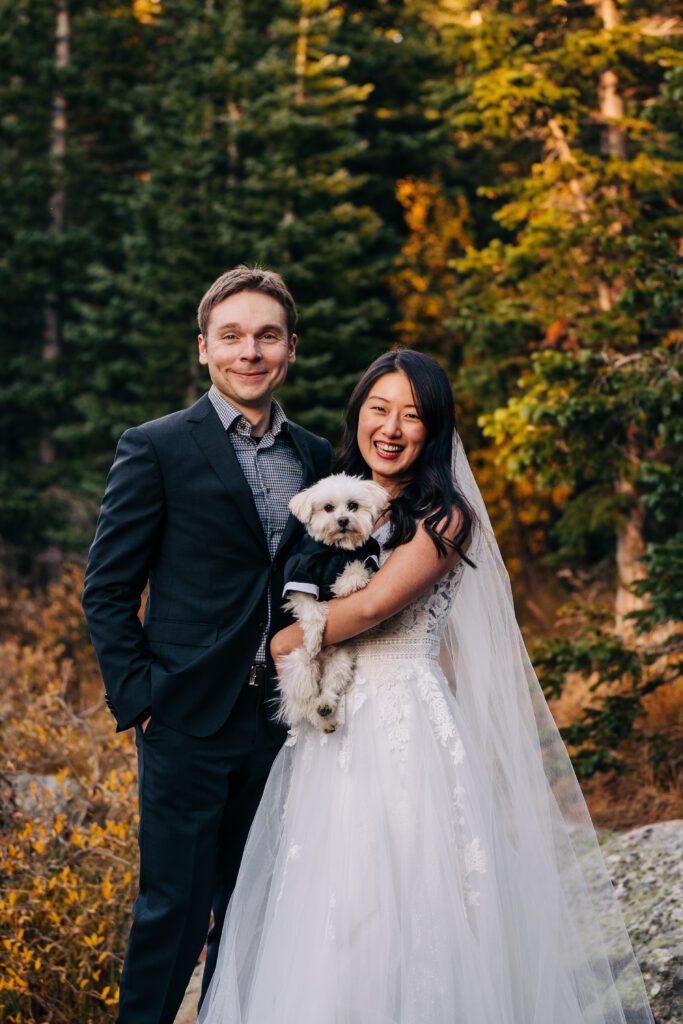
[0,566,138,1022]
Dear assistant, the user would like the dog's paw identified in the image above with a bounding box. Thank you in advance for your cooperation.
[331,561,371,598]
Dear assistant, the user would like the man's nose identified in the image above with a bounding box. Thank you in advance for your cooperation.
[241,336,262,360]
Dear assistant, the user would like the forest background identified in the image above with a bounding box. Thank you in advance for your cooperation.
[0,0,681,1019]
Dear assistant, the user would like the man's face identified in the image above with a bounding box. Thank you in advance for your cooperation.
[198,290,296,417]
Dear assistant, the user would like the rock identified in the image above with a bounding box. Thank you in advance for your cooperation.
[599,819,683,1024]
[3,771,87,823]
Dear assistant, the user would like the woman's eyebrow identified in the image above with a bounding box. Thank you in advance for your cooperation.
[367,393,417,408]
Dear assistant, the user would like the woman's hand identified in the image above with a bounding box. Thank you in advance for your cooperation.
[270,621,305,673]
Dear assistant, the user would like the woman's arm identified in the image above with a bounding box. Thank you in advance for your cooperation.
[271,518,462,663]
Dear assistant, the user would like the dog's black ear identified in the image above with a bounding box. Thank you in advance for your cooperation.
[289,486,315,524]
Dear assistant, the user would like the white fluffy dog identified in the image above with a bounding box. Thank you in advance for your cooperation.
[277,473,388,733]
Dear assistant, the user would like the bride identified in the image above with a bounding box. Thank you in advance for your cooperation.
[198,349,654,1023]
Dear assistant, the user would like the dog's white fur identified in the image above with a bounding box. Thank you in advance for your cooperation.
[278,474,388,733]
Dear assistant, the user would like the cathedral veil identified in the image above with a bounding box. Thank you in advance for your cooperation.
[441,430,654,1022]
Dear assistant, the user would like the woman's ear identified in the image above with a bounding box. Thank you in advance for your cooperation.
[289,487,315,524]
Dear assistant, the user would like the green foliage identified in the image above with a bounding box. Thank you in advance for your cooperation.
[631,537,683,633]
[531,601,679,781]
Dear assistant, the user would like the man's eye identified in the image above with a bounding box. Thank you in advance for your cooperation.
[347,502,358,512]
[324,504,334,513]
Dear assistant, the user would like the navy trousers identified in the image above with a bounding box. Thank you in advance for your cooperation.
[116,681,283,1024]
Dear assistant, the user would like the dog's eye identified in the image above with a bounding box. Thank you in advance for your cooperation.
[347,502,358,512]
[324,504,334,513]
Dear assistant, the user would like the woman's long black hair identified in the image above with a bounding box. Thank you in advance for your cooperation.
[336,349,477,567]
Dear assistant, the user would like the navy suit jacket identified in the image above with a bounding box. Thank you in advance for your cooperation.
[82,393,334,737]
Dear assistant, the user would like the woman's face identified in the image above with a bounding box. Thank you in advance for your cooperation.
[357,371,428,496]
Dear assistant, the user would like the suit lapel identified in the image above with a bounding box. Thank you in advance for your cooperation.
[186,396,270,556]
[273,422,317,561]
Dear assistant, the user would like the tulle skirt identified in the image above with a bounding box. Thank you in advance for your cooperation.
[198,650,648,1023]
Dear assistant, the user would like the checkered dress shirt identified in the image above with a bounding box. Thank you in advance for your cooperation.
[208,385,303,664]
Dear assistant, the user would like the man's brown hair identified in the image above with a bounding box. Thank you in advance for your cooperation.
[197,265,297,339]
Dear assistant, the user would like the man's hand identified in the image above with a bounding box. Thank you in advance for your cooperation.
[270,622,305,673]
[141,716,151,733]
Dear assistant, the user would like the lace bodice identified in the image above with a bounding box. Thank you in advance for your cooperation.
[349,521,465,662]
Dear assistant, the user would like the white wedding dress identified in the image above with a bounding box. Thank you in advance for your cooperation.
[198,519,654,1024]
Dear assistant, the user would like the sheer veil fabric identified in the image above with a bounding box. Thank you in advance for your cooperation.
[439,431,654,1022]
[198,431,654,1024]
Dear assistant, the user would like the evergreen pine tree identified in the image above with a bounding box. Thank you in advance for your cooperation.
[0,0,146,567]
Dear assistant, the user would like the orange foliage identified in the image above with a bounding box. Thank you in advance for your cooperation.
[391,177,471,354]
[0,566,137,1022]
[470,446,571,587]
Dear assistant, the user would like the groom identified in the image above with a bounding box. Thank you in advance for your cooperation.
[82,266,333,1023]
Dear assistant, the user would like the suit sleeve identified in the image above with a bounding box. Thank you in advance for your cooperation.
[82,427,165,731]
[324,439,334,475]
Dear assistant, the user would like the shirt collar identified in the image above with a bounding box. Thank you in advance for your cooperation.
[208,384,289,439]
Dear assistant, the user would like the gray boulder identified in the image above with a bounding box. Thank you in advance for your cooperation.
[599,819,683,1024]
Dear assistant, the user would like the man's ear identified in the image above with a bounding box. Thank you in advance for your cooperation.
[198,334,209,365]
[289,486,313,524]
[288,333,297,365]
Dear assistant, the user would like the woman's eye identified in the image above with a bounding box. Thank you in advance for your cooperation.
[324,504,334,513]
[347,502,358,512]
[370,405,385,413]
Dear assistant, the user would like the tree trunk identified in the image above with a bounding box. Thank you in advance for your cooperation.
[589,0,627,159]
[614,474,648,639]
[40,0,69,584]
[546,118,614,311]
[589,2,645,636]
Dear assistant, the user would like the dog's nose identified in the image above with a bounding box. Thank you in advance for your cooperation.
[337,517,349,529]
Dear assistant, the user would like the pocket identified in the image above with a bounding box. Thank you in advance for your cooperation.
[145,619,218,647]
[140,716,155,739]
